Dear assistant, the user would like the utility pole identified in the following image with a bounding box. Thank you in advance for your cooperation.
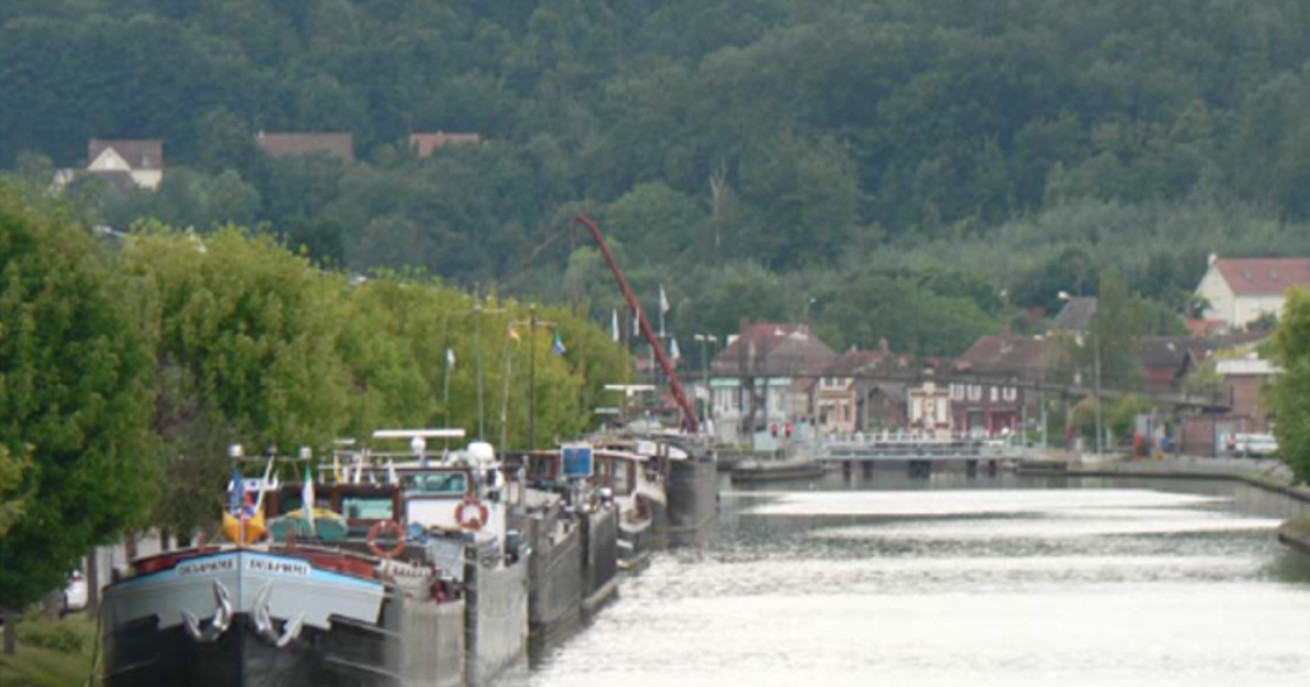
[507,306,556,450]
[1094,335,1103,456]
[462,291,505,441]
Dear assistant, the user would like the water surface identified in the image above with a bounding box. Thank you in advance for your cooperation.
[513,473,1310,686]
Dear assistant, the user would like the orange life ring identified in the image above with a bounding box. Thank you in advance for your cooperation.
[367,520,406,559]
[454,497,490,531]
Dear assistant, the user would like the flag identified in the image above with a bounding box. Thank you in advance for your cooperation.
[302,467,316,533]
[228,466,246,517]
[660,284,670,338]
[446,347,456,369]
[610,309,619,342]
[632,312,639,337]
[387,459,399,486]
[670,336,681,361]
[507,324,521,343]
[553,331,567,356]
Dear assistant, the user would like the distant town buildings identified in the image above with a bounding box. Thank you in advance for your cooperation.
[708,322,836,445]
[410,132,482,157]
[53,138,165,191]
[1195,254,1310,329]
[256,132,355,161]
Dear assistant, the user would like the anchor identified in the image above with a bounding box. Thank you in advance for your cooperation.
[252,582,304,648]
[182,580,233,643]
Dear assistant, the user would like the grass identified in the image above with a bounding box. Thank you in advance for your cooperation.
[0,613,98,687]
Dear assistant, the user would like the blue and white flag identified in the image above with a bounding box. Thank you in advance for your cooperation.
[553,331,567,356]
[229,467,254,519]
[610,309,619,342]
[670,336,681,361]
[301,467,316,533]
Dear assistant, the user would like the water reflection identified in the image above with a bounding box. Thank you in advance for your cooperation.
[512,473,1310,687]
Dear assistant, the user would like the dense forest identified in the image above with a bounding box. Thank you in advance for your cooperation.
[6,0,1310,356]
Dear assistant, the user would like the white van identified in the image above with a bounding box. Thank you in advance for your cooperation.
[1232,433,1278,458]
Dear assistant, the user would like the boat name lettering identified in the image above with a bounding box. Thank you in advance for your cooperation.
[176,558,237,576]
[248,558,311,576]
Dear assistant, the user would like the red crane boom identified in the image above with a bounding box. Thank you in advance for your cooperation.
[573,214,699,434]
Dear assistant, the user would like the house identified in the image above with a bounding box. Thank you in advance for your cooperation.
[950,335,1056,437]
[1180,354,1280,456]
[71,139,164,190]
[709,322,837,446]
[907,381,952,434]
[1195,254,1310,329]
[256,132,355,161]
[1050,297,1097,333]
[410,132,482,158]
[814,344,913,435]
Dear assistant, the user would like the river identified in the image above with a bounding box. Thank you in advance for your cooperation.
[509,471,1310,687]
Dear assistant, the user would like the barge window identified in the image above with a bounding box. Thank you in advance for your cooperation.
[405,472,468,495]
[342,497,394,520]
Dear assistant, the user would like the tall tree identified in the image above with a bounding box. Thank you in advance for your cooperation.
[1271,288,1310,483]
[0,184,157,623]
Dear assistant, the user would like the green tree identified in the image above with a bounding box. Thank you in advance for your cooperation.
[1271,288,1310,483]
[0,185,157,620]
[0,444,28,536]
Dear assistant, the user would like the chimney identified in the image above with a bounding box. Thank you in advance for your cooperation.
[1207,253,1218,266]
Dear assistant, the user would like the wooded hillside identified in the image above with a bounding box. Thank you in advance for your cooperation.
[6,0,1310,353]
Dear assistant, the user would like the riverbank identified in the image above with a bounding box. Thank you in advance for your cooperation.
[1022,454,1310,557]
[1054,455,1310,504]
[0,614,96,687]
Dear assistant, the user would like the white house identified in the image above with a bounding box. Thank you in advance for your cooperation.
[56,139,165,191]
[708,323,837,446]
[1195,254,1310,329]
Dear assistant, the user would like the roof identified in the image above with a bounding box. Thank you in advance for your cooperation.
[88,139,162,170]
[1051,297,1097,332]
[1185,319,1226,336]
[411,132,482,157]
[955,335,1054,380]
[1212,257,1310,296]
[712,323,837,377]
[257,132,355,161]
[1136,337,1193,370]
[826,349,887,376]
[1215,358,1279,376]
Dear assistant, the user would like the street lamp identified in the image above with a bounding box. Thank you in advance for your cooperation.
[1059,291,1103,455]
[693,334,719,431]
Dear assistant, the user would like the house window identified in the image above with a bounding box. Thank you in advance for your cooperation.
[968,385,982,401]
[951,384,964,400]
[989,386,999,402]
[843,404,851,421]
[1003,387,1018,402]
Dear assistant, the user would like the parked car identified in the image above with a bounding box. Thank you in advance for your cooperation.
[1231,433,1278,458]
[63,570,87,614]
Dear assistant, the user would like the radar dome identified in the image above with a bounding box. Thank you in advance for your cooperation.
[466,441,496,465]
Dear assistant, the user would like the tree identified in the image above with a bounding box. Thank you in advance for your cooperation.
[1270,288,1310,483]
[0,444,28,536]
[0,184,157,626]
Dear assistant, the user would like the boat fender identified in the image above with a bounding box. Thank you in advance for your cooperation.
[367,519,407,559]
[455,497,490,531]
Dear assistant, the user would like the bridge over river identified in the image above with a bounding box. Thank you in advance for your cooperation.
[817,434,1033,477]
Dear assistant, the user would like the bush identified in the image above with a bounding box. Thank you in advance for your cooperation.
[17,619,85,654]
